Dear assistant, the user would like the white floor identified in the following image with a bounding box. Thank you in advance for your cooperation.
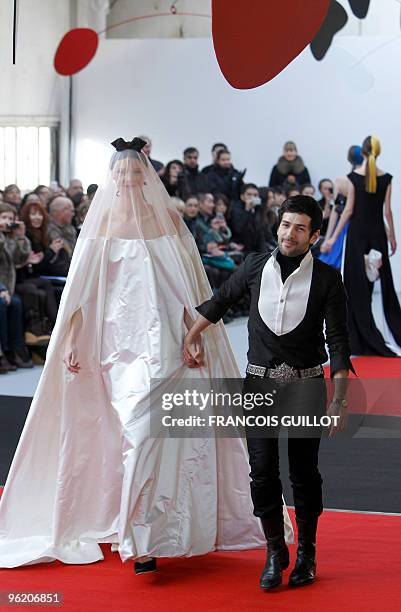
[0,290,397,398]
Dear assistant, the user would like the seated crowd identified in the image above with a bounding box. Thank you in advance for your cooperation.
[0,137,333,373]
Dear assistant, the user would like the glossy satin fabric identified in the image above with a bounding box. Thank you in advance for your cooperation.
[0,235,293,567]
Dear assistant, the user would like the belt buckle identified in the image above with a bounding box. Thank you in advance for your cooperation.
[269,362,297,385]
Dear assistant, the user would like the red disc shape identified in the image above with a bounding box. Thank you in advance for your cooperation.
[212,0,330,89]
[54,28,99,76]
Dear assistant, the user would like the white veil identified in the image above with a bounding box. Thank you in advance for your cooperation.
[0,138,292,567]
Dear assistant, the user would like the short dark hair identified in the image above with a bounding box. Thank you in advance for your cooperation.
[212,142,227,153]
[278,195,322,235]
[183,147,199,157]
[318,178,333,191]
[87,183,98,196]
[273,187,285,196]
[240,183,258,195]
[216,149,230,162]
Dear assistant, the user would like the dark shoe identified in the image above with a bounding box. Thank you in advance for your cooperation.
[0,355,10,374]
[134,558,157,574]
[260,517,289,591]
[288,517,318,587]
[0,354,17,372]
[6,347,33,369]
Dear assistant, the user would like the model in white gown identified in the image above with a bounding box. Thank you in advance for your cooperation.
[0,138,293,568]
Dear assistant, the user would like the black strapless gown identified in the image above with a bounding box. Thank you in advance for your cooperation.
[344,172,401,356]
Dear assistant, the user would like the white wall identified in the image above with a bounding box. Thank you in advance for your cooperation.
[72,37,401,287]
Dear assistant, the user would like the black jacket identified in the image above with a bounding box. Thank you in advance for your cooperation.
[228,201,265,253]
[269,165,311,188]
[177,166,209,201]
[206,165,244,200]
[196,251,355,377]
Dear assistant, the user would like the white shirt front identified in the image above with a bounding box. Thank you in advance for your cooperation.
[258,249,314,336]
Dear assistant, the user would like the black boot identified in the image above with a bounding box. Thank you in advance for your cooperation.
[260,517,289,591]
[134,558,157,574]
[289,516,318,587]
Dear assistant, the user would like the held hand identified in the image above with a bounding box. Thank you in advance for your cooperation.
[183,332,204,368]
[63,343,81,374]
[326,399,348,438]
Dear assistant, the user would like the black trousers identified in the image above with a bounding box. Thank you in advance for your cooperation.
[244,374,326,521]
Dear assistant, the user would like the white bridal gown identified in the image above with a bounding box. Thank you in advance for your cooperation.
[0,233,293,567]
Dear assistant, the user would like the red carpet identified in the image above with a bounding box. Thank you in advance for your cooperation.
[1,509,400,612]
[324,356,401,417]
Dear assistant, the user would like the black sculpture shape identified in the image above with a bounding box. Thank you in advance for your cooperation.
[310,0,348,61]
[348,0,371,19]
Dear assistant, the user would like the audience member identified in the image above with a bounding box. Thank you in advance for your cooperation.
[229,183,265,254]
[0,203,33,368]
[139,135,164,175]
[205,149,244,201]
[317,178,334,237]
[201,142,228,175]
[161,160,184,197]
[16,201,60,341]
[269,141,311,188]
[3,184,22,214]
[48,196,77,272]
[34,185,51,207]
[20,192,41,211]
[301,183,316,197]
[76,201,91,234]
[66,179,84,201]
[178,147,208,200]
[87,184,98,201]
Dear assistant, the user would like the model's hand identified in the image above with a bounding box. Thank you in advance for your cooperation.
[63,342,81,374]
[183,332,204,368]
[389,235,397,256]
[326,399,348,437]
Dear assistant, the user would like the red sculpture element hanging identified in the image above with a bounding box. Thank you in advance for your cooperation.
[54,28,99,76]
[212,0,330,89]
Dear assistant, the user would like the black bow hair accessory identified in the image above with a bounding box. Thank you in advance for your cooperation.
[111,137,147,152]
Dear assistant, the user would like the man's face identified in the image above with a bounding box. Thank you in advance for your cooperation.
[184,151,199,169]
[68,180,83,197]
[302,186,315,197]
[199,194,214,216]
[5,188,21,205]
[0,211,14,229]
[241,187,259,207]
[61,202,74,225]
[274,192,286,207]
[185,197,199,218]
[217,152,231,169]
[212,146,226,162]
[277,212,319,257]
[320,180,333,200]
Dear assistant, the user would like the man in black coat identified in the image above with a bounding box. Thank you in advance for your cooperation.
[229,183,266,255]
[183,195,354,592]
[177,147,208,201]
[205,149,244,202]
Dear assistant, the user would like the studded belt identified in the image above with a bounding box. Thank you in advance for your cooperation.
[246,362,324,385]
